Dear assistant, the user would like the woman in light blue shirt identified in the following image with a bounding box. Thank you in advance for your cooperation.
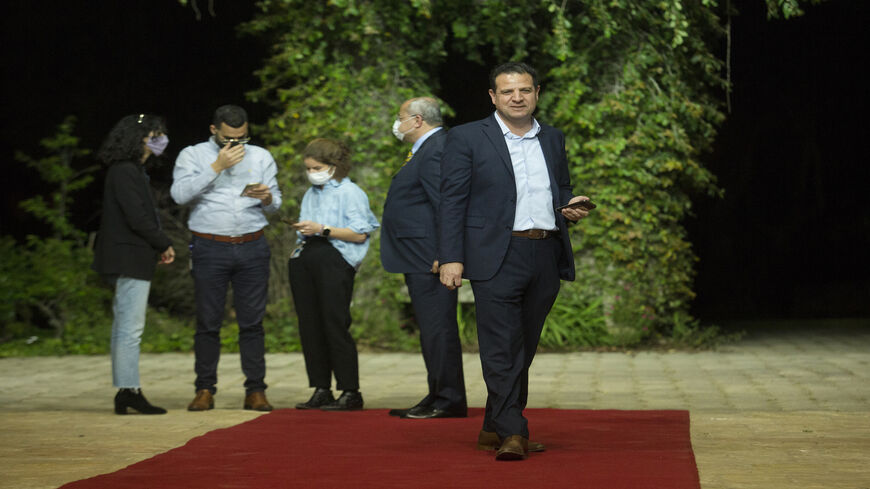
[289,138,379,411]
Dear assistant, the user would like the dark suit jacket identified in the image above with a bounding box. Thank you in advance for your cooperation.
[92,161,172,281]
[438,114,576,282]
[381,128,447,273]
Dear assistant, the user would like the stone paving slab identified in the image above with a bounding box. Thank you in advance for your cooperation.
[0,320,868,488]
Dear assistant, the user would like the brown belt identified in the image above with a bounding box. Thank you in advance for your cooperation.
[511,229,559,240]
[191,229,264,244]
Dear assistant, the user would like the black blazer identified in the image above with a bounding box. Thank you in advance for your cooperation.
[380,129,447,274]
[438,114,576,282]
[92,161,172,281]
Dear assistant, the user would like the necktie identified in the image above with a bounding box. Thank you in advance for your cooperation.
[404,150,413,164]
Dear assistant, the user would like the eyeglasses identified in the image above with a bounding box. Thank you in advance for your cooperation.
[216,134,251,146]
[396,113,420,122]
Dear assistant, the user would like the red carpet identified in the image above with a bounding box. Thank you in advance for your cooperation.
[62,408,700,488]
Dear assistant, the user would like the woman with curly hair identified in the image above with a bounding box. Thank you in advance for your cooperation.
[93,113,175,414]
[289,138,379,411]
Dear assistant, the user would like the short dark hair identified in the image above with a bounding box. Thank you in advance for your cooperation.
[212,105,248,128]
[489,62,539,91]
[97,113,167,165]
[302,138,352,180]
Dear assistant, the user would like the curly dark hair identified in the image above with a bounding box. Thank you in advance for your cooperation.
[302,138,352,180]
[97,113,167,165]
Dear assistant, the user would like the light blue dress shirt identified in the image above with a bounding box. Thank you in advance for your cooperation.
[298,177,379,269]
[493,112,557,231]
[170,138,282,235]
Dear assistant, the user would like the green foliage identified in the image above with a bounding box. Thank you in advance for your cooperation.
[14,116,96,242]
[240,0,741,348]
[8,1,822,355]
[765,0,826,19]
[537,1,726,345]
[542,281,611,348]
[2,118,109,343]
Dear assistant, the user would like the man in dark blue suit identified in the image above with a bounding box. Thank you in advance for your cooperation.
[381,97,468,419]
[439,63,593,460]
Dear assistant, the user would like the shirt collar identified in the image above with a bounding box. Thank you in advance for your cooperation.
[411,126,443,154]
[315,177,345,190]
[493,111,541,139]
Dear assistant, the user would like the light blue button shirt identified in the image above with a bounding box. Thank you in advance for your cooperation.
[298,177,379,269]
[493,112,557,231]
[171,138,282,235]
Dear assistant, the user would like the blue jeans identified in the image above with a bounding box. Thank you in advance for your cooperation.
[111,276,151,388]
[191,235,270,395]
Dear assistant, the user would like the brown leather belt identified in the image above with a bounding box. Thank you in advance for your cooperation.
[511,229,559,240]
[191,229,264,244]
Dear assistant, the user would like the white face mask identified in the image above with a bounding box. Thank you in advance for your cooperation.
[307,166,334,186]
[392,118,413,142]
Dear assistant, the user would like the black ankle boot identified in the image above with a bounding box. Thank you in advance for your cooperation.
[320,390,364,411]
[295,388,335,409]
[115,388,167,415]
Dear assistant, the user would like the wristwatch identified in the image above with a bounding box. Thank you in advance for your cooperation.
[321,226,331,237]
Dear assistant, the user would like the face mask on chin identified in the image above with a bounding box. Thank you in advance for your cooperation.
[307,167,334,186]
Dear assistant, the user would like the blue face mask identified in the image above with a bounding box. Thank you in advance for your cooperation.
[146,135,169,156]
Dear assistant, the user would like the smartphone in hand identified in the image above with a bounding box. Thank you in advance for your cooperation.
[240,183,261,196]
[556,199,596,212]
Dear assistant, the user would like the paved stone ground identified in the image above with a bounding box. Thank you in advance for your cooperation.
[0,319,868,488]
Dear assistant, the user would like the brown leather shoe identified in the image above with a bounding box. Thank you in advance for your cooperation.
[477,430,545,452]
[187,389,214,411]
[243,391,273,412]
[496,435,529,461]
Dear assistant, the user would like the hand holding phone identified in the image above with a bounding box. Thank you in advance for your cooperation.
[556,199,596,212]
[241,183,262,196]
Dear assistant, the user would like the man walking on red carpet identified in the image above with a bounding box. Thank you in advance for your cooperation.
[438,62,593,460]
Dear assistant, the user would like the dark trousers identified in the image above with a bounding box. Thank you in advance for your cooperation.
[191,235,270,395]
[288,238,359,391]
[471,236,561,439]
[405,272,467,411]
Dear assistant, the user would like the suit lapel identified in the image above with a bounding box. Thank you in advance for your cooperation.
[481,114,515,178]
[396,128,442,179]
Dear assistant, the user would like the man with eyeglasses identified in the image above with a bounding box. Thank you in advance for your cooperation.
[381,97,467,419]
[170,104,282,412]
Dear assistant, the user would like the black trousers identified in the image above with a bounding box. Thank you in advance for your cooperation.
[288,238,359,391]
[191,235,270,395]
[405,272,467,411]
[471,236,562,439]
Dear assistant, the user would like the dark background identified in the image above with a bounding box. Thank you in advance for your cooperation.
[2,1,867,322]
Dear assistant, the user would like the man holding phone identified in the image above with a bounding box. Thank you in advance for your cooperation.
[439,62,592,460]
[170,105,282,412]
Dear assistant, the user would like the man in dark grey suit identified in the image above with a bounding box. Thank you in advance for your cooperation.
[381,97,467,419]
[439,63,593,460]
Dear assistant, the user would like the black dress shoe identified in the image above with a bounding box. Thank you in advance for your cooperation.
[295,388,335,409]
[320,391,364,411]
[389,396,432,417]
[114,388,167,415]
[402,405,467,419]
